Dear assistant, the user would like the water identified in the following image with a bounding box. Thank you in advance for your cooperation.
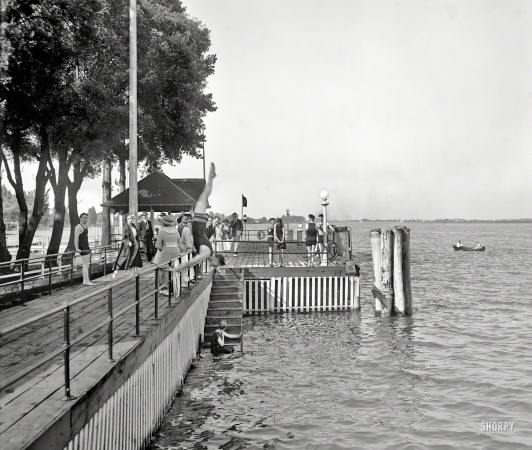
[149,223,532,449]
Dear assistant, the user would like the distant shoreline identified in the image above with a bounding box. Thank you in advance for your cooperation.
[341,219,532,224]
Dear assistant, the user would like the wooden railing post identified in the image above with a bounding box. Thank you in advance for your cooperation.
[69,252,74,288]
[48,255,52,295]
[63,302,73,400]
[154,267,159,320]
[20,261,26,305]
[88,251,92,282]
[103,246,107,277]
[107,288,115,362]
[135,275,140,335]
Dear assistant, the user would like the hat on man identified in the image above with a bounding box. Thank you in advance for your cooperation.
[158,214,177,226]
[232,212,238,216]
[139,212,148,217]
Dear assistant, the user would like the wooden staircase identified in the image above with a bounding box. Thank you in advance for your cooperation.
[204,269,244,349]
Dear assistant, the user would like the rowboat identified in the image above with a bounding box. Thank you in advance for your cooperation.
[453,245,485,252]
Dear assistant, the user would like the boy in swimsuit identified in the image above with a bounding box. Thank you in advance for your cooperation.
[211,320,241,355]
[168,163,225,273]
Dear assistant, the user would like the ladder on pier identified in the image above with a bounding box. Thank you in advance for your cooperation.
[204,270,244,349]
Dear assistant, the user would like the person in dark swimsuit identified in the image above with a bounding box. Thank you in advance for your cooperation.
[267,217,275,266]
[305,214,317,267]
[168,163,225,274]
[211,320,241,355]
[75,213,95,286]
[275,217,286,267]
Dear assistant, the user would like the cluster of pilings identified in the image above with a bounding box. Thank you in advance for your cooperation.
[370,227,412,316]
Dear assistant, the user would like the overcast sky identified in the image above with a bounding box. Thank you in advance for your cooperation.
[17,0,532,220]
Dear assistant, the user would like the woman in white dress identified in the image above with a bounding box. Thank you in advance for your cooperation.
[155,214,181,295]
[221,219,232,252]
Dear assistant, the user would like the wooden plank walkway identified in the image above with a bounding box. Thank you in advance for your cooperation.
[0,267,202,449]
[216,241,345,268]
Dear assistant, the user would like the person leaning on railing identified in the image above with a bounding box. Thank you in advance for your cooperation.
[75,212,96,286]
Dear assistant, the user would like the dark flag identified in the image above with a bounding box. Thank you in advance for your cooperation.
[242,195,248,208]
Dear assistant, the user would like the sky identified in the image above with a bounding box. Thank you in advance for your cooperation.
[15,0,532,220]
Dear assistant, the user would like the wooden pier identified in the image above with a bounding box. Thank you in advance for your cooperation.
[0,242,361,450]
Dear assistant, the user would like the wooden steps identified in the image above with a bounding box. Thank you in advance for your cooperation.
[204,270,243,348]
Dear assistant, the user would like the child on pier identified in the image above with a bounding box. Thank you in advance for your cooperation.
[167,163,225,274]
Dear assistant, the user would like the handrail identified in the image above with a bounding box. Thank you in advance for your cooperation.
[0,242,121,302]
[0,241,121,268]
[0,250,207,397]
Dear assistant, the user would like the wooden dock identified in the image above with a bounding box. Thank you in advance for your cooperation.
[0,242,360,450]
[0,266,207,450]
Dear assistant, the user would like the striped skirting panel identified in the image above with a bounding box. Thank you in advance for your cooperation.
[243,276,360,314]
[62,286,211,450]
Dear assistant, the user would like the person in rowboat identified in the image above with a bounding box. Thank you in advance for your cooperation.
[167,163,225,274]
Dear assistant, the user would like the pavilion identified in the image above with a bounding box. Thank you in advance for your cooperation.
[102,171,207,231]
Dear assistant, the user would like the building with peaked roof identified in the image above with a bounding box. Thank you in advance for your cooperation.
[102,171,208,215]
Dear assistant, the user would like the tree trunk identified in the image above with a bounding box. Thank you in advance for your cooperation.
[65,161,85,252]
[0,157,12,266]
[118,156,126,193]
[101,156,112,245]
[46,148,69,258]
[0,114,12,266]
[16,126,50,260]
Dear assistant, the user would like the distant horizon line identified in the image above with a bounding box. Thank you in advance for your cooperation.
[333,218,532,223]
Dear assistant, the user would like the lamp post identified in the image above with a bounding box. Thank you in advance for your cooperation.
[320,190,329,266]
[286,208,290,241]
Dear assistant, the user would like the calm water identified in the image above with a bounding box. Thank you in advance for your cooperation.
[149,223,532,449]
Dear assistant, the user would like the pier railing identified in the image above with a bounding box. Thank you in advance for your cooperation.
[211,239,343,267]
[0,251,206,397]
[0,242,121,303]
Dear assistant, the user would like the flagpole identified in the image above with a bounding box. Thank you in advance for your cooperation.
[129,0,138,226]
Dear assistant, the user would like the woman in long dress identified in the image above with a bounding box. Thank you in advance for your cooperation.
[113,214,143,276]
[221,219,232,252]
[210,217,220,252]
[155,214,181,295]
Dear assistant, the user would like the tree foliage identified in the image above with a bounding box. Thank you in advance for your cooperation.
[1,0,217,260]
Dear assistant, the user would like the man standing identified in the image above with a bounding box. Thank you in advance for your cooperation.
[138,212,154,262]
[230,212,244,257]
[305,214,317,267]
[178,213,194,253]
[317,213,334,263]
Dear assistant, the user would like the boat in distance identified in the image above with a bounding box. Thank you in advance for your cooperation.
[453,245,485,252]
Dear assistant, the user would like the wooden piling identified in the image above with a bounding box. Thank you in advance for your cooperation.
[393,227,406,314]
[370,229,383,315]
[403,227,412,315]
[371,227,412,316]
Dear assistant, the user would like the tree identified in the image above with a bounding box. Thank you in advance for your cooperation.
[87,206,97,227]
[1,0,101,260]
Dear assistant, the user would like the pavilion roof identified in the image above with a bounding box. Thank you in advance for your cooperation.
[102,171,207,213]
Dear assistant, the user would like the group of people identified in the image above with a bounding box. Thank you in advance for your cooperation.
[303,213,334,267]
[94,163,226,292]
[204,212,243,256]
